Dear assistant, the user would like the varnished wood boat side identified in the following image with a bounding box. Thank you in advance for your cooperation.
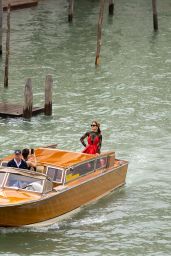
[0,163,128,226]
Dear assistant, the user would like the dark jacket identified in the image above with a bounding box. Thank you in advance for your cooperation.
[7,159,28,169]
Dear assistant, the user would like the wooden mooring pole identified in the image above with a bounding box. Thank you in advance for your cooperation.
[109,0,114,16]
[23,78,33,119]
[4,3,11,87]
[0,0,3,54]
[152,0,158,31]
[95,0,105,66]
[44,75,53,116]
[68,0,74,22]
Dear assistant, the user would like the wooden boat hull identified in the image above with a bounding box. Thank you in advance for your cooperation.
[0,163,127,227]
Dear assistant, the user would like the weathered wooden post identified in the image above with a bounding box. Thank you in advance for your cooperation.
[95,0,105,66]
[23,78,33,119]
[0,0,3,55]
[68,0,74,22]
[109,0,114,15]
[44,75,53,116]
[152,0,158,31]
[4,3,11,87]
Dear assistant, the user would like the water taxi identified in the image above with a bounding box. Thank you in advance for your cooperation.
[0,147,128,227]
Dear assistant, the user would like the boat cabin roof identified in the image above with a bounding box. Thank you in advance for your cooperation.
[35,148,96,168]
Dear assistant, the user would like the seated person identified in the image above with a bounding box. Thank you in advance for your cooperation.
[22,148,36,171]
[7,150,28,169]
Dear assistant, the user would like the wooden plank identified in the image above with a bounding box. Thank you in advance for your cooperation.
[68,0,74,22]
[109,0,114,15]
[2,0,38,11]
[4,3,11,88]
[44,75,53,116]
[95,0,105,66]
[0,0,3,54]
[152,0,158,31]
[23,78,33,118]
[0,102,44,118]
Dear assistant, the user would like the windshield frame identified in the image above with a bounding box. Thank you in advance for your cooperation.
[0,171,7,188]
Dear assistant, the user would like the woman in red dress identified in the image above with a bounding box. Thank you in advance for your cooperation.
[80,121,102,154]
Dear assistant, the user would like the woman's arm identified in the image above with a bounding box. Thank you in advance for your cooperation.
[98,134,102,153]
[80,132,89,147]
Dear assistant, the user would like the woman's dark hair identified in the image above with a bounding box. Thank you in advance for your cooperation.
[92,120,101,134]
[22,148,30,161]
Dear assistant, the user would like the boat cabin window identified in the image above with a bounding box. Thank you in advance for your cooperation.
[5,173,44,193]
[65,160,95,183]
[95,156,107,170]
[0,172,6,187]
[46,166,63,183]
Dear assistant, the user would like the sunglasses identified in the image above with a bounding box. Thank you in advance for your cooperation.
[91,124,97,127]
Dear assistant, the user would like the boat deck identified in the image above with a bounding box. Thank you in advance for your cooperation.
[0,102,44,118]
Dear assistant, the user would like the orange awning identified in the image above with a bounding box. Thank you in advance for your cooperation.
[35,148,96,168]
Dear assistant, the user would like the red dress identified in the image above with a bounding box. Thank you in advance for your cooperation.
[80,131,102,154]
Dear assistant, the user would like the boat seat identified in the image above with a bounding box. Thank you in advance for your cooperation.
[107,153,115,168]
[0,161,8,167]
[36,165,47,173]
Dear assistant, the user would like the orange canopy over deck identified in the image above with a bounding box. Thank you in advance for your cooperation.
[35,148,96,168]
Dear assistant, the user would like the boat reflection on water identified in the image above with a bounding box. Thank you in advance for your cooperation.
[0,147,128,227]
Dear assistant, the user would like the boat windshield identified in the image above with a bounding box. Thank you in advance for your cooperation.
[0,172,6,187]
[5,173,44,193]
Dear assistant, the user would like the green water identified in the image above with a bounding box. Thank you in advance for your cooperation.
[0,0,171,255]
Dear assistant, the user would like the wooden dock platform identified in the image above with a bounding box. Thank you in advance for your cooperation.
[3,0,38,11]
[0,102,44,118]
